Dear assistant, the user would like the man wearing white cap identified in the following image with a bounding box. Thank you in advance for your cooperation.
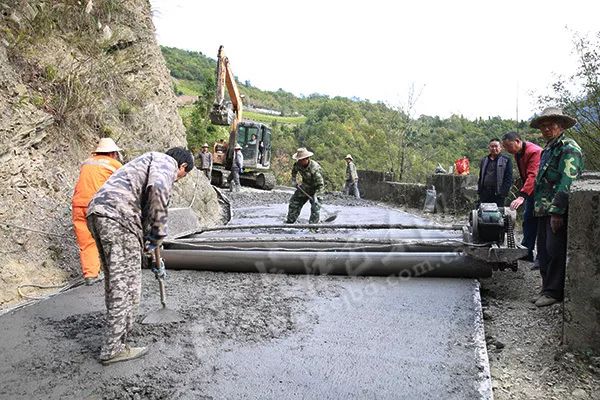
[72,138,122,285]
[196,143,213,179]
[344,154,360,199]
[286,147,324,224]
[229,143,244,192]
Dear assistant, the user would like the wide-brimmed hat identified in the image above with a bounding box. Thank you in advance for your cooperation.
[292,147,313,160]
[530,107,577,129]
[345,154,353,160]
[234,143,242,150]
[202,143,209,148]
[94,138,122,153]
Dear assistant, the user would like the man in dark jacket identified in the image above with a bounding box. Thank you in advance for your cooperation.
[477,138,513,207]
[502,132,542,263]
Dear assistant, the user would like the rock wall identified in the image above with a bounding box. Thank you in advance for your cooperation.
[0,0,219,306]
[564,172,600,353]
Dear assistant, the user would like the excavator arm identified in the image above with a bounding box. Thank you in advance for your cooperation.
[209,45,243,145]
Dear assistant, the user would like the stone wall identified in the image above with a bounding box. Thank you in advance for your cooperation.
[359,170,477,213]
[564,171,600,353]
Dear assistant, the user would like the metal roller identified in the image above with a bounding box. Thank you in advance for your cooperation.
[161,249,493,278]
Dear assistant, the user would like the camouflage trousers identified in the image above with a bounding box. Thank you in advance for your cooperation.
[87,215,142,360]
[286,188,321,224]
[344,180,360,199]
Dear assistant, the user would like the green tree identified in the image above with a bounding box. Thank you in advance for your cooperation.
[539,31,600,170]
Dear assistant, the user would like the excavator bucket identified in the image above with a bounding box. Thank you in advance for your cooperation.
[209,104,234,126]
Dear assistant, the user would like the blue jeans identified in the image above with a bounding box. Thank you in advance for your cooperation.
[521,196,538,258]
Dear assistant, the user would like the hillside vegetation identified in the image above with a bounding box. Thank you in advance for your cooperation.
[161,41,599,189]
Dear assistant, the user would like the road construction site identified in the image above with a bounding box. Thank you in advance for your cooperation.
[0,187,498,400]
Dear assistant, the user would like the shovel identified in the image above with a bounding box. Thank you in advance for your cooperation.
[295,185,338,223]
[141,247,184,325]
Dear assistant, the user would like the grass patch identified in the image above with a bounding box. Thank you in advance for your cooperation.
[174,79,204,96]
[243,110,306,125]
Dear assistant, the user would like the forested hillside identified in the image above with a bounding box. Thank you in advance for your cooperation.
[161,41,599,190]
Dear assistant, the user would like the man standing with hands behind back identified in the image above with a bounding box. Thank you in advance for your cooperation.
[477,138,513,207]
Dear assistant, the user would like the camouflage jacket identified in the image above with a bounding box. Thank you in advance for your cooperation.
[292,159,324,195]
[346,161,358,182]
[87,152,178,242]
[534,134,583,216]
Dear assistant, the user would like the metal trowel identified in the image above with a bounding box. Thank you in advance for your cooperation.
[141,247,184,325]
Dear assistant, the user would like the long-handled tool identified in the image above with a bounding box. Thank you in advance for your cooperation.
[141,247,184,325]
[295,185,338,223]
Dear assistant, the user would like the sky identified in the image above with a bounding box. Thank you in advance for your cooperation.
[149,0,598,120]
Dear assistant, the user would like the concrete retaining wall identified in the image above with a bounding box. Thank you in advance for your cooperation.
[358,171,477,213]
[426,174,478,213]
[564,171,600,353]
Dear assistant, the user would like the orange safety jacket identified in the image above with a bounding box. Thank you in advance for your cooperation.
[72,155,123,207]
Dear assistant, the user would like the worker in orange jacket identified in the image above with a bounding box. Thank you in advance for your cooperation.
[72,138,123,285]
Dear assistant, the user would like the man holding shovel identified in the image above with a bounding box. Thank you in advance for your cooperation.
[286,147,324,224]
[87,147,194,365]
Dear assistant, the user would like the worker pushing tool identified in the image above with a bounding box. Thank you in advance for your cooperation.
[286,147,324,224]
[86,147,194,365]
[72,138,123,285]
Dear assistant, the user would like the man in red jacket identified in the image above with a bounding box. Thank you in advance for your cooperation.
[502,131,542,264]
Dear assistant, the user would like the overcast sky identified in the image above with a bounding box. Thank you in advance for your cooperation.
[149,0,598,120]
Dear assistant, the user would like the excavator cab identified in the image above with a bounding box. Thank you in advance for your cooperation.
[237,121,271,169]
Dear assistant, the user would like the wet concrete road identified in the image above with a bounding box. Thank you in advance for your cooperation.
[0,272,491,400]
[0,201,492,399]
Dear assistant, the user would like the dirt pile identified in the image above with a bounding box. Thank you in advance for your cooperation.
[0,0,220,309]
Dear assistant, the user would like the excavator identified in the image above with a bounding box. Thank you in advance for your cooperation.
[209,45,276,190]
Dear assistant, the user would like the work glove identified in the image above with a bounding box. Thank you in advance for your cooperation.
[291,179,297,187]
[152,258,167,279]
[144,234,163,253]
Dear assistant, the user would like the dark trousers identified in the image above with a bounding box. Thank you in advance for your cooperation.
[478,187,505,207]
[521,196,538,258]
[537,216,568,300]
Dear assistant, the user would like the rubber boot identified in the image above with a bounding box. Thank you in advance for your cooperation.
[101,346,148,365]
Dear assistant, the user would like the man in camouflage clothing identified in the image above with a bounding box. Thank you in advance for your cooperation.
[344,154,360,199]
[87,147,194,364]
[286,147,324,224]
[530,108,583,307]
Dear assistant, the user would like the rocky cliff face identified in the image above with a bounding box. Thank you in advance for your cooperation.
[0,0,220,306]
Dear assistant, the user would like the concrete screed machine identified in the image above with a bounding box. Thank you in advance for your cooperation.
[208,45,276,190]
[161,202,528,279]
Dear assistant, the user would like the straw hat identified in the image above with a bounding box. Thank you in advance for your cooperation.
[94,138,122,153]
[202,143,209,148]
[345,154,353,160]
[530,107,577,129]
[234,143,242,150]
[292,147,313,160]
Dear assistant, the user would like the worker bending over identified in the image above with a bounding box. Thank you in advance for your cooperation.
[286,147,324,224]
[87,147,193,365]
